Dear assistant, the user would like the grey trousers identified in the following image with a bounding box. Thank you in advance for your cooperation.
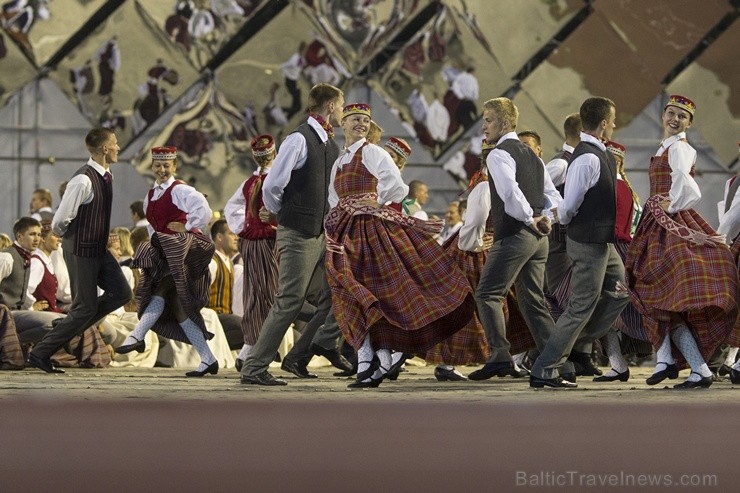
[241,226,338,376]
[475,228,555,364]
[531,238,630,379]
[12,310,65,346]
[31,250,132,359]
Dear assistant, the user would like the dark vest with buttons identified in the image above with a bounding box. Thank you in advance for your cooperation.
[566,141,617,244]
[62,165,113,257]
[0,247,30,310]
[488,139,545,240]
[278,123,339,236]
[725,175,740,213]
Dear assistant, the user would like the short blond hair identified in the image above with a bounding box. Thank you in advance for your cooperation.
[483,98,519,130]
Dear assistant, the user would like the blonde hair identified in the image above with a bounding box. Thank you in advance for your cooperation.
[616,158,640,206]
[367,121,383,144]
[483,98,519,130]
[111,226,133,257]
[0,233,12,249]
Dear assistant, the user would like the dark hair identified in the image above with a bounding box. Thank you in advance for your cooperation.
[563,113,582,139]
[579,97,615,131]
[517,130,541,146]
[210,219,229,239]
[407,180,426,198]
[130,226,150,252]
[13,217,41,237]
[84,128,114,150]
[130,200,145,218]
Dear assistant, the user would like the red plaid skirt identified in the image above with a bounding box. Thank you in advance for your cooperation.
[625,197,740,360]
[133,231,215,343]
[325,199,475,353]
[425,234,490,365]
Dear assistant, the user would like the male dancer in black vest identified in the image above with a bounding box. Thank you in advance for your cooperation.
[529,97,630,388]
[240,83,346,385]
[27,128,132,373]
[468,97,562,381]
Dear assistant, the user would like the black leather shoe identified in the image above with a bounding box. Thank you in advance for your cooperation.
[240,371,287,386]
[434,366,467,381]
[731,368,740,385]
[385,353,412,381]
[281,358,317,379]
[26,353,65,374]
[569,351,603,376]
[185,361,218,377]
[235,358,243,372]
[673,372,712,389]
[115,337,145,354]
[560,372,577,384]
[593,368,630,382]
[646,362,679,385]
[310,344,353,372]
[530,375,578,388]
[718,364,732,377]
[468,362,526,380]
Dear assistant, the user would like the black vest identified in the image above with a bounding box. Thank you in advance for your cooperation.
[0,247,30,310]
[488,139,545,240]
[725,175,740,213]
[62,165,113,257]
[566,141,617,244]
[278,123,339,236]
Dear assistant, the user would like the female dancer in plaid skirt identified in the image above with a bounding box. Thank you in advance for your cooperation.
[223,135,279,370]
[116,146,217,377]
[325,103,475,388]
[625,96,739,389]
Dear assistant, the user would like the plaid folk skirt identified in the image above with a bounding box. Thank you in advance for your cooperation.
[625,196,740,360]
[424,234,490,365]
[133,231,215,343]
[325,196,475,353]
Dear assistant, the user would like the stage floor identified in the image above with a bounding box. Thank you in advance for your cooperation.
[1,364,736,492]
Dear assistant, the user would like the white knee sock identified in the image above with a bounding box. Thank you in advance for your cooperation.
[237,344,252,361]
[649,335,676,377]
[604,330,628,375]
[724,347,738,367]
[357,336,374,382]
[180,318,216,371]
[375,349,392,379]
[123,296,165,345]
[391,351,405,366]
[670,324,711,380]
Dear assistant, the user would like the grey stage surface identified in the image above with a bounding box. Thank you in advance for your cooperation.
[1,365,737,492]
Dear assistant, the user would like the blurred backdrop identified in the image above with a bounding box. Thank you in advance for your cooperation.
[1,0,738,233]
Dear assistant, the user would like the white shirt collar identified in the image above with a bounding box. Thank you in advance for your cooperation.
[154,176,176,190]
[580,132,606,150]
[343,138,366,154]
[562,143,575,153]
[87,157,110,176]
[660,132,686,151]
[496,131,519,146]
